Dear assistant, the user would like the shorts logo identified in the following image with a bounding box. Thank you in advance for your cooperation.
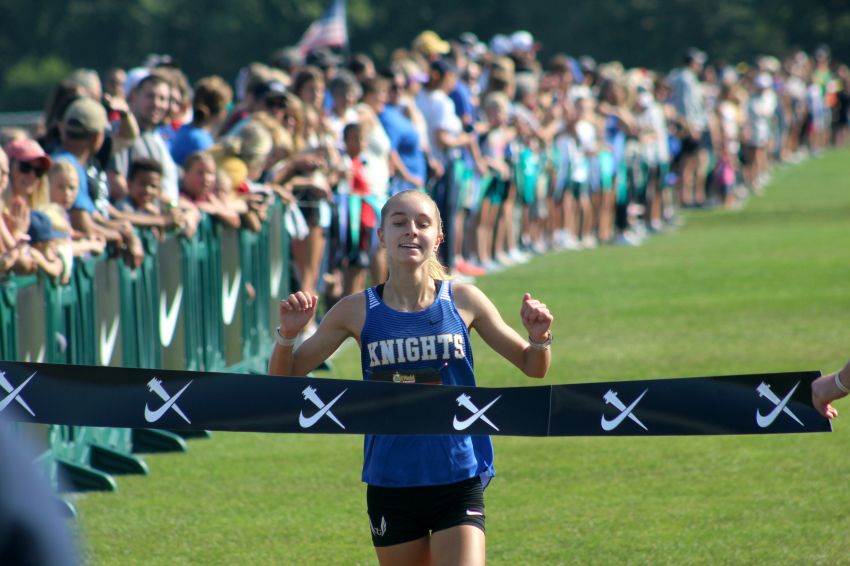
[370,515,387,537]
[601,389,648,431]
[299,386,347,429]
[0,371,36,416]
[756,381,803,428]
[453,393,501,431]
[144,378,192,424]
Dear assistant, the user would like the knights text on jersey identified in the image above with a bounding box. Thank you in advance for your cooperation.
[359,281,495,487]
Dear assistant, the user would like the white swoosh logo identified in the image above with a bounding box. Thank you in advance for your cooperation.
[453,397,502,431]
[144,381,192,423]
[270,261,283,295]
[222,270,242,325]
[298,390,347,429]
[601,390,648,431]
[756,382,800,428]
[0,372,36,413]
[159,285,184,347]
[99,316,120,365]
[24,345,45,364]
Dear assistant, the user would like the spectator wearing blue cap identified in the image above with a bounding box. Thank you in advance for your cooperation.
[26,209,69,282]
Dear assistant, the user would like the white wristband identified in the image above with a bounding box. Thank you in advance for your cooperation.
[275,326,297,347]
[528,332,552,350]
[835,371,850,394]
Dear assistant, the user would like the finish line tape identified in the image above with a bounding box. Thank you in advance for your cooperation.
[0,362,832,436]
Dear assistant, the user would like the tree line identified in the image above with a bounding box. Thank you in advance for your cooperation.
[1,0,847,112]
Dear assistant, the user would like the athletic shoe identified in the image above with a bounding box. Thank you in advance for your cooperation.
[454,257,487,276]
[481,259,504,273]
[612,232,641,247]
[508,248,531,263]
[581,235,598,249]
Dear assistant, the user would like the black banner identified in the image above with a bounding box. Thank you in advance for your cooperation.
[0,362,832,436]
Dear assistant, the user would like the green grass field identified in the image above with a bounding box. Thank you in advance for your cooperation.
[74,149,850,565]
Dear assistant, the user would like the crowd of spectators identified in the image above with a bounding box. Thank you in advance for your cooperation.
[2,31,848,340]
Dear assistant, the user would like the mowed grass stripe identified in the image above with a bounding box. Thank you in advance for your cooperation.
[75,149,850,565]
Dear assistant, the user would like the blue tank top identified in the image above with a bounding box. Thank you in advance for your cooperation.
[360,281,495,487]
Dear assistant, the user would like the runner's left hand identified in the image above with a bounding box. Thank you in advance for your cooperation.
[520,293,553,344]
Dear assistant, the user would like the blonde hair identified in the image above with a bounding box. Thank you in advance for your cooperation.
[41,203,71,234]
[48,160,79,188]
[380,190,451,281]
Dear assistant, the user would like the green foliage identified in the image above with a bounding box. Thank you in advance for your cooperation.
[2,56,72,112]
[0,1,848,108]
[74,147,850,564]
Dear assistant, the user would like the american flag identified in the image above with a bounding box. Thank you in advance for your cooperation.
[296,0,348,56]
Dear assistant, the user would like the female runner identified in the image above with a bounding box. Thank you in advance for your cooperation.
[269,189,553,565]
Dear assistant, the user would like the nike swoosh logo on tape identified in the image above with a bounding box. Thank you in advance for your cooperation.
[0,373,36,413]
[222,270,241,326]
[298,390,347,428]
[756,382,799,428]
[144,381,192,423]
[601,389,648,431]
[453,397,501,431]
[159,285,184,347]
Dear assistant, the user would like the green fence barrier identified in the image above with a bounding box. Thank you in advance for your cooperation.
[1,201,293,493]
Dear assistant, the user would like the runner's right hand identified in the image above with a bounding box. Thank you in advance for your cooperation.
[279,292,318,337]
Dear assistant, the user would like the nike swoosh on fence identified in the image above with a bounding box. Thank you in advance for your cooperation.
[144,381,192,423]
[270,262,283,295]
[222,270,242,326]
[601,390,648,431]
[99,316,120,366]
[159,285,184,347]
[0,373,36,413]
[298,390,347,428]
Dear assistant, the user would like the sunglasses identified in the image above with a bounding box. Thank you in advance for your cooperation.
[265,98,287,110]
[18,161,46,177]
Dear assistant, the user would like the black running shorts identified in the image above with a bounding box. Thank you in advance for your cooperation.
[366,476,485,547]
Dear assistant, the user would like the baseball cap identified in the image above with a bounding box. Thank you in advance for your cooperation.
[253,80,288,100]
[489,34,512,57]
[413,30,450,57]
[124,67,152,96]
[430,59,457,78]
[686,48,707,65]
[63,97,108,136]
[305,47,343,69]
[4,138,52,171]
[27,210,65,243]
[510,30,536,53]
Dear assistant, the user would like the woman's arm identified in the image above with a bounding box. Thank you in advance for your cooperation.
[455,285,553,378]
[812,359,850,419]
[268,292,364,376]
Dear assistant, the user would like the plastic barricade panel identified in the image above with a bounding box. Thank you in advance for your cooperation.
[219,225,245,368]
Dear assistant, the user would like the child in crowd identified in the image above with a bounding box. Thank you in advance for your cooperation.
[180,152,241,228]
[47,161,107,259]
[341,121,379,296]
[114,158,187,240]
[476,92,514,270]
